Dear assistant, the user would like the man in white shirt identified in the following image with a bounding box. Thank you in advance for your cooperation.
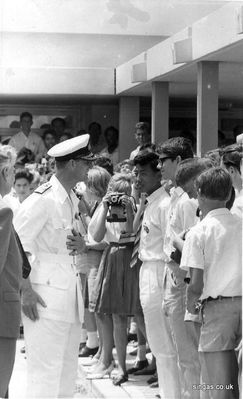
[15,135,95,398]
[99,126,119,165]
[181,167,242,399]
[9,112,46,162]
[129,122,151,160]
[133,149,182,399]
[88,122,106,154]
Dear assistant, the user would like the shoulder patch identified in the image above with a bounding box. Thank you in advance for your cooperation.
[34,182,52,195]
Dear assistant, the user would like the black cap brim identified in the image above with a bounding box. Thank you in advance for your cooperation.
[74,152,97,161]
[55,148,96,162]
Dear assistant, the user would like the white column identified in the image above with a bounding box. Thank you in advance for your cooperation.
[151,82,169,145]
[119,97,140,161]
[197,61,219,156]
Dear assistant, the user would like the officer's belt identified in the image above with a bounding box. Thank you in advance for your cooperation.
[37,252,74,266]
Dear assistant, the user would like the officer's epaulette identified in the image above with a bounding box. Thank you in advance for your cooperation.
[34,182,52,194]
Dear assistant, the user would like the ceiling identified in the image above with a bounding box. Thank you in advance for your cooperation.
[119,39,243,100]
[122,62,243,100]
[0,0,242,104]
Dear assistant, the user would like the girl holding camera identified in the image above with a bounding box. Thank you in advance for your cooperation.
[86,173,140,385]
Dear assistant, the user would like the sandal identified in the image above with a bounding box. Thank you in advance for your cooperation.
[112,373,128,386]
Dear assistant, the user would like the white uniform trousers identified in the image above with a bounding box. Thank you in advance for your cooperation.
[163,268,201,399]
[23,315,82,398]
[139,260,181,399]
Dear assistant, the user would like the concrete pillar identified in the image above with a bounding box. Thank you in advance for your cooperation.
[151,82,169,145]
[119,96,140,160]
[197,61,219,156]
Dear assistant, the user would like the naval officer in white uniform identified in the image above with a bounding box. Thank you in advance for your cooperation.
[15,135,95,398]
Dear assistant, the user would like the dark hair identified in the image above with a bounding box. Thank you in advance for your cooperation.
[226,187,235,210]
[195,167,232,201]
[204,148,221,166]
[104,126,119,140]
[16,147,35,165]
[175,157,213,187]
[59,132,73,141]
[14,168,34,184]
[158,137,193,160]
[20,112,32,121]
[218,130,225,141]
[133,149,160,173]
[88,122,101,132]
[135,122,150,135]
[77,129,87,136]
[9,120,20,128]
[51,117,66,127]
[94,156,113,175]
[55,159,69,170]
[42,129,57,141]
[40,123,51,130]
[221,144,242,174]
[179,130,195,147]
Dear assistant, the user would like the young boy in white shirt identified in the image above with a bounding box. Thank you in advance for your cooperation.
[159,144,212,399]
[133,149,177,399]
[181,167,242,399]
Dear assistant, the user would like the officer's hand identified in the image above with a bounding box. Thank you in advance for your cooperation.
[22,287,47,321]
[66,232,87,255]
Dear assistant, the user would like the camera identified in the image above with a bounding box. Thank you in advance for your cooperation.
[106,192,126,223]
[107,193,123,206]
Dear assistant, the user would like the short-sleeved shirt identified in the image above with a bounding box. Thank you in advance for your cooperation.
[231,189,243,218]
[163,186,198,259]
[180,208,242,300]
[88,202,126,244]
[9,130,46,161]
[139,186,170,262]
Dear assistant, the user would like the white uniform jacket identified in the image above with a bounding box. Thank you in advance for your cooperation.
[14,175,84,323]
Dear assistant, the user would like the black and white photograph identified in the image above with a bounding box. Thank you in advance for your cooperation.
[0,0,242,398]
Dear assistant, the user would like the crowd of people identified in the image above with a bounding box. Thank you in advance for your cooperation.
[0,112,242,399]
[2,112,120,168]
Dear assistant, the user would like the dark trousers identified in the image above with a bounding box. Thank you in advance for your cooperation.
[0,338,16,398]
